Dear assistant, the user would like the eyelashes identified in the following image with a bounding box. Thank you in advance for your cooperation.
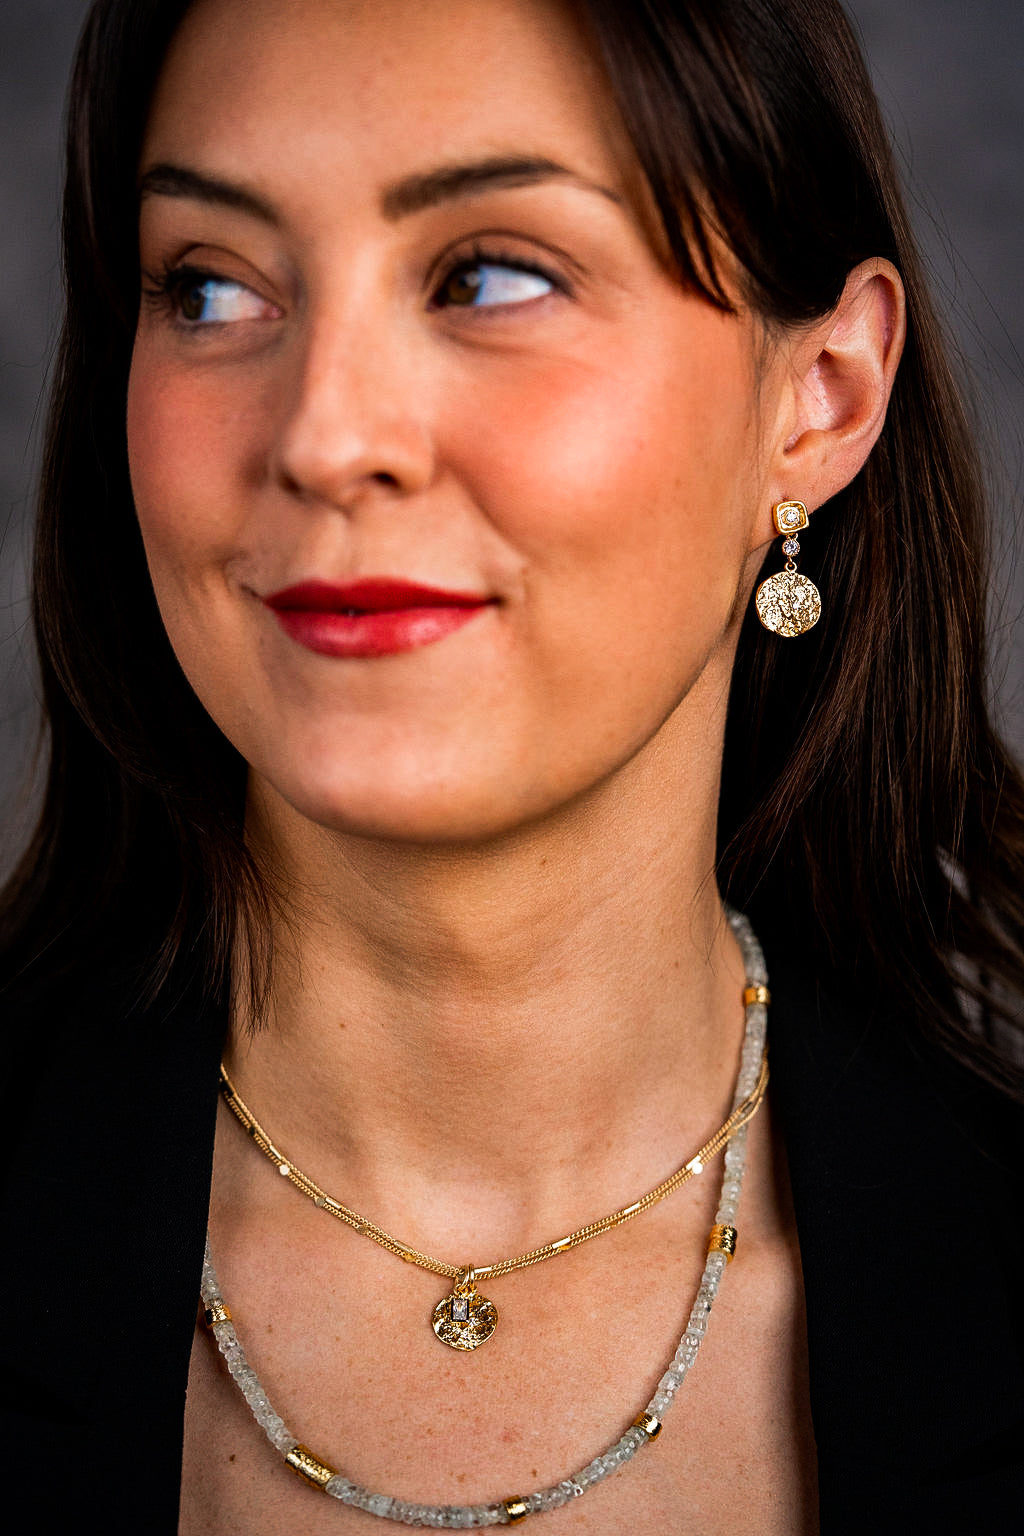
[141,265,278,326]
[141,244,571,329]
[429,244,568,310]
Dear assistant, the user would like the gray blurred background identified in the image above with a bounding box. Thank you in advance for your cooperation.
[2,0,1022,871]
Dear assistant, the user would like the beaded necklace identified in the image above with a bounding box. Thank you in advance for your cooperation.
[200,907,768,1526]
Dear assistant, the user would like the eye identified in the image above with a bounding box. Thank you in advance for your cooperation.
[433,257,556,310]
[177,273,272,324]
[147,265,278,326]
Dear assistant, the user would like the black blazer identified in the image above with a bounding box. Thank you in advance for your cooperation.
[2,936,1022,1533]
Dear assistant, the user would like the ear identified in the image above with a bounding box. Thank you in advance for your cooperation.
[756,258,906,547]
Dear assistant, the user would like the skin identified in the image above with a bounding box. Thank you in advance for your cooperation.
[126,0,904,1530]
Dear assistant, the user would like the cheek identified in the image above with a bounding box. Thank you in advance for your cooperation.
[448,321,759,657]
[126,347,260,584]
[124,344,284,718]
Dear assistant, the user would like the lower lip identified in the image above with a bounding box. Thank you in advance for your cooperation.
[269,604,489,658]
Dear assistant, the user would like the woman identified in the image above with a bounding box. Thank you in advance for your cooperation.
[2,0,1022,1531]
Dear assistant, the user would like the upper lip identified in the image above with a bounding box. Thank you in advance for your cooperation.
[263,578,492,613]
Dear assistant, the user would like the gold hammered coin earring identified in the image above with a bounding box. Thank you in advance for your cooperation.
[755,500,822,637]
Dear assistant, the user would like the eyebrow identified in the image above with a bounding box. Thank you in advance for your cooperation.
[378,155,622,218]
[139,164,280,224]
[138,155,620,225]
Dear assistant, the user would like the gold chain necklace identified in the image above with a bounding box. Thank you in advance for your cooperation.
[219,982,769,1352]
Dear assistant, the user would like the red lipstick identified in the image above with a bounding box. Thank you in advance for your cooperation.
[263,579,492,658]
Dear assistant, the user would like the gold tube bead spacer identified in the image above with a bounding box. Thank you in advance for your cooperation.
[632,1410,663,1440]
[504,1497,530,1523]
[707,1223,738,1261]
[743,985,770,1007]
[285,1444,336,1490]
[203,1303,231,1328]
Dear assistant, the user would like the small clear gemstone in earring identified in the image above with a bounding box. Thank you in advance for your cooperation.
[782,538,801,556]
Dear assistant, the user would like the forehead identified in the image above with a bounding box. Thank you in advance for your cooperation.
[143,0,638,210]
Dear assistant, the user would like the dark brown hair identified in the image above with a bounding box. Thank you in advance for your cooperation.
[3,0,1023,1094]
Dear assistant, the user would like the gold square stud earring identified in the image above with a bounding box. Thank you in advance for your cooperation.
[755,500,822,637]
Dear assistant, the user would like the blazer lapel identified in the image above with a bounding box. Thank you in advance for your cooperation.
[1,962,226,1529]
[766,945,1024,1531]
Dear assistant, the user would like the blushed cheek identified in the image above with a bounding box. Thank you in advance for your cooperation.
[126,388,229,713]
[456,341,753,583]
[126,351,243,576]
[128,352,191,550]
[448,332,760,720]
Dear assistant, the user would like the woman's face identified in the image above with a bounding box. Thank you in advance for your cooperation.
[128,0,779,843]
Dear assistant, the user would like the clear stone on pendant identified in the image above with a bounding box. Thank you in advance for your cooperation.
[782,538,801,556]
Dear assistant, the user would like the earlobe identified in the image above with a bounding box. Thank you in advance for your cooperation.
[768,257,906,522]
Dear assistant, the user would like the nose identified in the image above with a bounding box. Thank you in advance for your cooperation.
[271,304,437,510]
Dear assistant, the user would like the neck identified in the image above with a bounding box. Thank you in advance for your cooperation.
[224,687,751,1257]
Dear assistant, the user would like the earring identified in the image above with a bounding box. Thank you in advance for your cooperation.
[755,500,822,637]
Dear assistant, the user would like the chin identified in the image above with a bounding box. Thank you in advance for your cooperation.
[250,755,567,849]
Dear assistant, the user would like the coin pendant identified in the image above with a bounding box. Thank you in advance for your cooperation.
[755,570,822,637]
[432,1287,498,1350]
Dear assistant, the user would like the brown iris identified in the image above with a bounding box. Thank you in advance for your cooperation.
[179,280,209,322]
[438,266,483,306]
